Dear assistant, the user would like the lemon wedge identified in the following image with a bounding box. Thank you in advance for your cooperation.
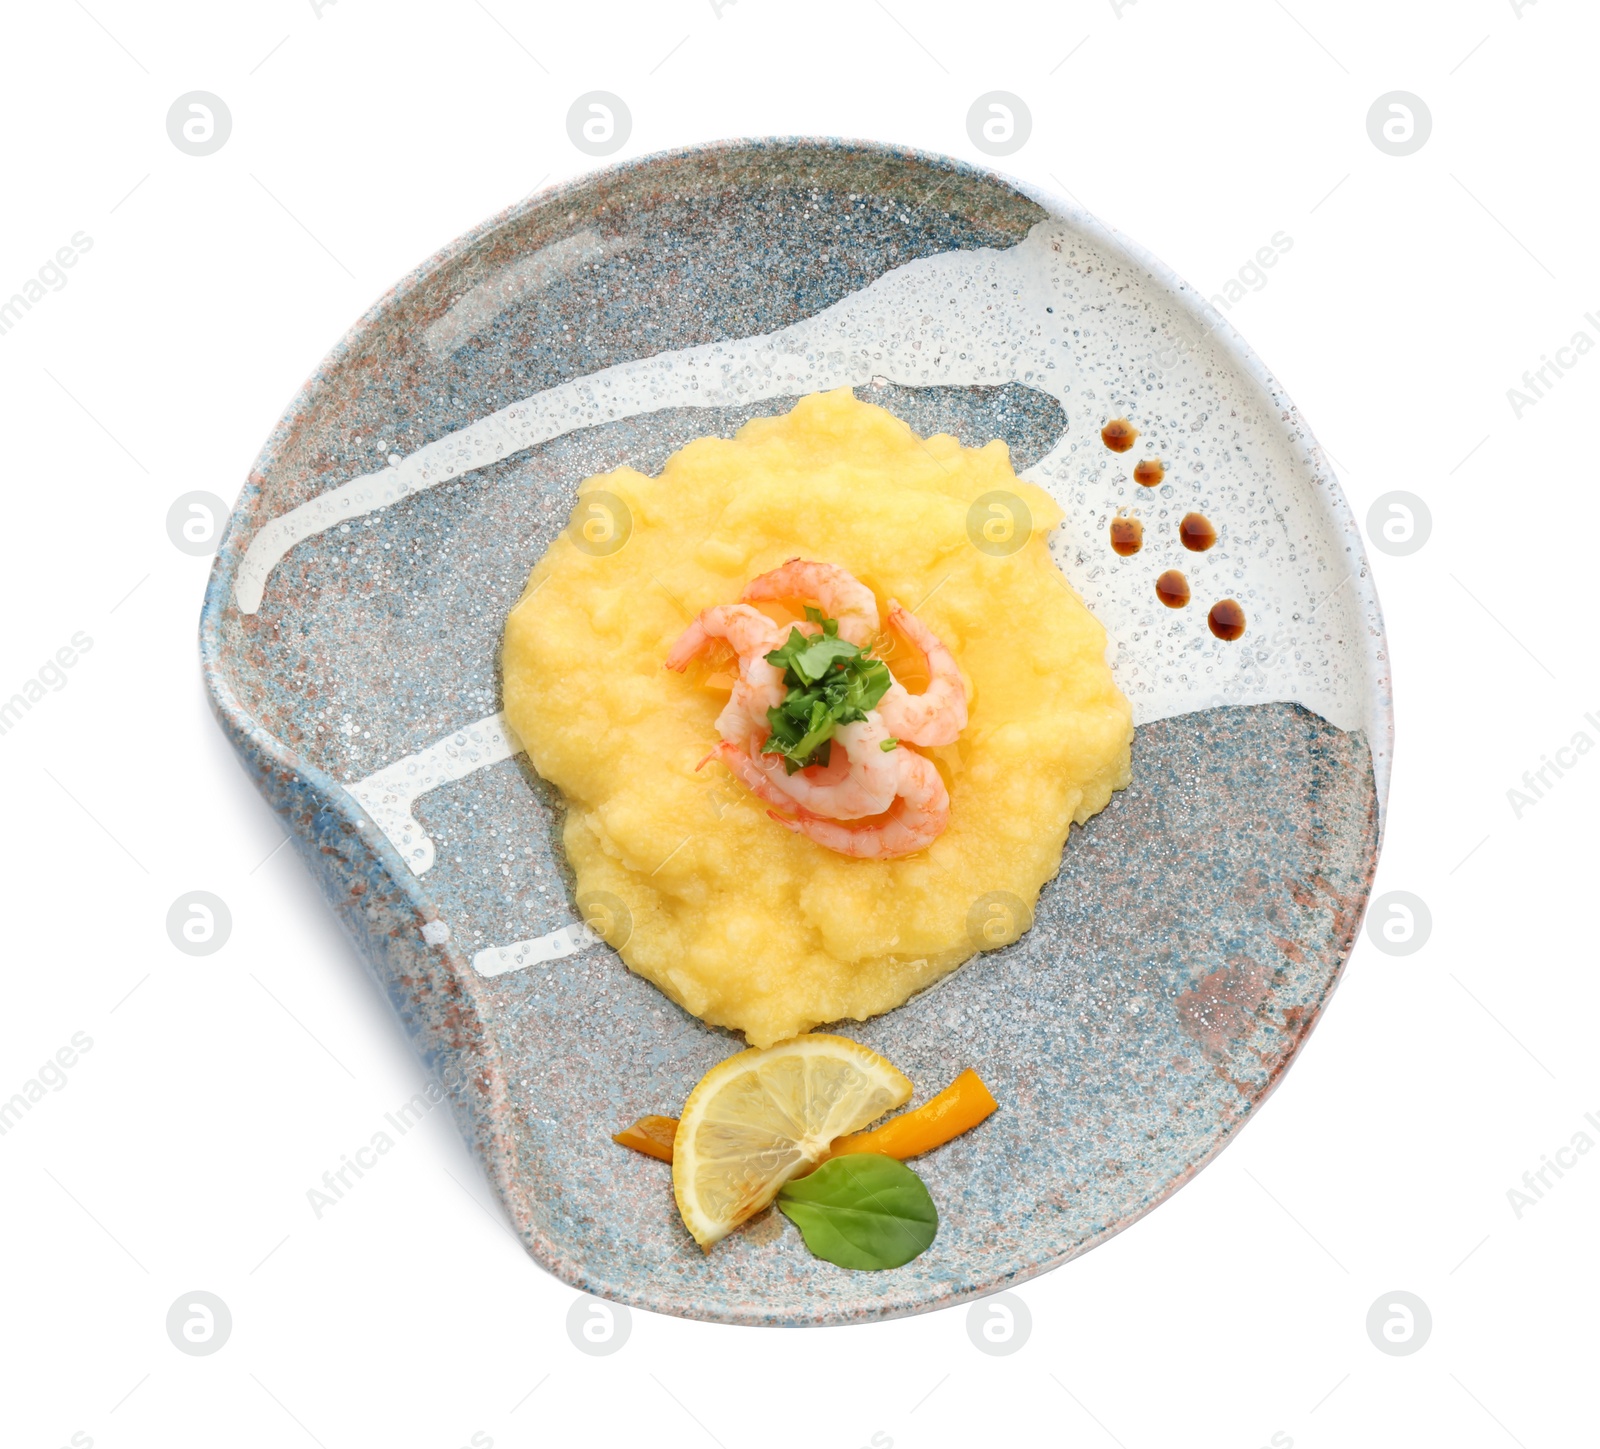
[671,1035,913,1249]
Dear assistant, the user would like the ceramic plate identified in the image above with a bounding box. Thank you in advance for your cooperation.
[200,138,1388,1325]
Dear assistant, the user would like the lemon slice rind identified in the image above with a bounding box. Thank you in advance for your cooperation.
[672,1034,912,1249]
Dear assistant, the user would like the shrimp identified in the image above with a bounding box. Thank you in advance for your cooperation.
[771,748,950,860]
[756,716,901,819]
[874,599,968,747]
[703,737,947,858]
[700,741,801,810]
[665,604,789,746]
[669,573,962,858]
[741,559,880,646]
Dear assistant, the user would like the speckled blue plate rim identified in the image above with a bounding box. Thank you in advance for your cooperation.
[198,136,1392,1326]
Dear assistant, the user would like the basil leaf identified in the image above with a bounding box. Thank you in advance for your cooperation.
[777,1155,938,1270]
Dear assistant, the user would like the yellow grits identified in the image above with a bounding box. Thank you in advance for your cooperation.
[502,389,1133,1047]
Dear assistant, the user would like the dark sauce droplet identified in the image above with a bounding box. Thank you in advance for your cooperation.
[1110,517,1143,556]
[1133,458,1165,487]
[1101,418,1138,453]
[1155,569,1190,608]
[1208,599,1246,640]
[1179,512,1218,551]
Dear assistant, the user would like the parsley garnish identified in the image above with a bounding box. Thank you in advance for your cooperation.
[761,608,893,773]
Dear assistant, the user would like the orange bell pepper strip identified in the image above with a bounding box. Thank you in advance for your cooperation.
[611,1114,678,1163]
[611,1070,997,1165]
[827,1068,998,1161]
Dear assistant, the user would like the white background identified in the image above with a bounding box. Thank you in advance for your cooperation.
[1,1,1595,1446]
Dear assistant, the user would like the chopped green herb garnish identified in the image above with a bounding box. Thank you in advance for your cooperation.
[880,738,899,752]
[766,630,861,687]
[761,611,893,774]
